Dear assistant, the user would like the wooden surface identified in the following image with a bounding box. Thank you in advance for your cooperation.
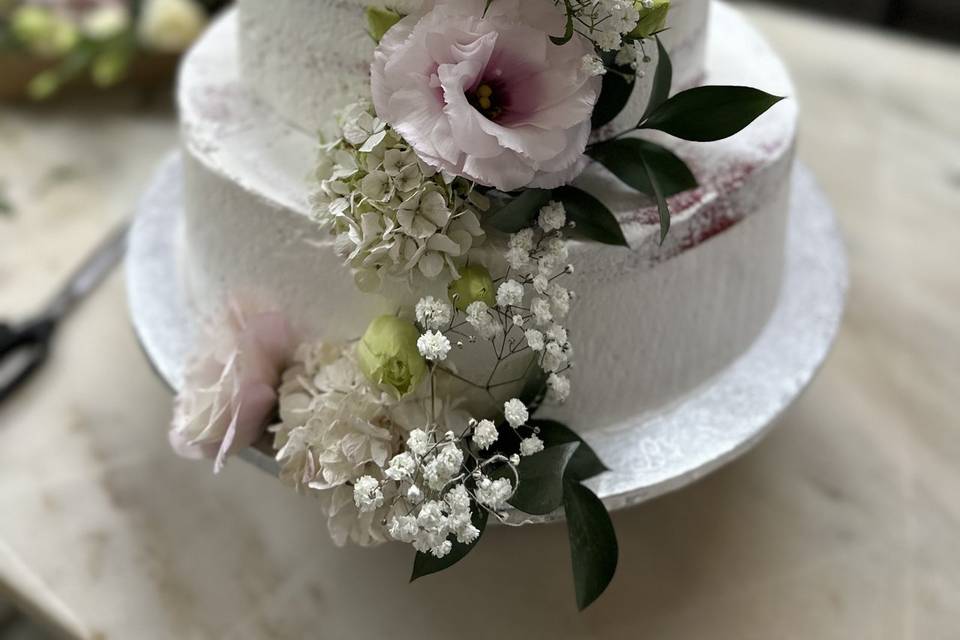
[1,5,959,639]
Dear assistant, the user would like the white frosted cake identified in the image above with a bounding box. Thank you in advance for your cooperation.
[146,0,818,610]
[177,0,796,434]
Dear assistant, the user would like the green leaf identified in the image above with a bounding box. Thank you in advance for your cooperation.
[508,442,579,516]
[485,188,553,233]
[564,482,619,611]
[640,85,785,142]
[553,186,628,247]
[411,506,488,581]
[639,149,672,244]
[640,36,673,123]
[592,51,636,129]
[588,137,696,199]
[365,7,403,44]
[550,1,575,45]
[529,419,608,482]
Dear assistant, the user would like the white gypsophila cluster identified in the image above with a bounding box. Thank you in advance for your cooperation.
[408,208,576,411]
[270,341,455,547]
[358,395,548,559]
[408,202,576,408]
[311,102,487,290]
[558,0,641,51]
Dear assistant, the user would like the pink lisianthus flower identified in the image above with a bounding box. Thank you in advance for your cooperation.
[371,0,602,192]
[170,305,293,473]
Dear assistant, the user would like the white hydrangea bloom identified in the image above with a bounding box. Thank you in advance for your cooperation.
[496,280,525,308]
[312,102,486,286]
[415,296,453,330]
[503,398,529,428]
[270,342,475,548]
[472,419,498,450]
[417,330,451,361]
[520,435,545,457]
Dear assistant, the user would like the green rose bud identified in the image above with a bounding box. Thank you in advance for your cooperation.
[447,265,496,311]
[365,7,403,44]
[357,315,427,398]
[629,0,670,40]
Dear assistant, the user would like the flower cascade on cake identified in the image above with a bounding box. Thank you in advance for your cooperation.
[172,0,788,611]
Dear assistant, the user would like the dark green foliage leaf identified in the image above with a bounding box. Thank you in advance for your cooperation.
[509,442,579,516]
[529,419,608,482]
[411,506,488,581]
[640,36,673,123]
[553,186,628,247]
[588,137,696,199]
[640,85,785,142]
[639,150,672,244]
[485,188,553,233]
[592,51,636,129]
[550,1,575,45]
[564,482,619,611]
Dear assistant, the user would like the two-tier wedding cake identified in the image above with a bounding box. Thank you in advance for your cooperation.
[145,0,807,610]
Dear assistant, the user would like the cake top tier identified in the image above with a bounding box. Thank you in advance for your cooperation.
[237,0,711,134]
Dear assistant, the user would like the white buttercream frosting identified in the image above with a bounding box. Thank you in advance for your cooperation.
[178,2,797,434]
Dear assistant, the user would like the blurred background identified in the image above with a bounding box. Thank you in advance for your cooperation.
[0,0,958,638]
[747,0,960,41]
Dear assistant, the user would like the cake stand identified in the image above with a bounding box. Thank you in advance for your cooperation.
[127,153,847,515]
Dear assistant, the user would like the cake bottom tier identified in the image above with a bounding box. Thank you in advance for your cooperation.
[177,1,797,434]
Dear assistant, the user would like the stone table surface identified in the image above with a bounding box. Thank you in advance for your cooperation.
[1,5,958,639]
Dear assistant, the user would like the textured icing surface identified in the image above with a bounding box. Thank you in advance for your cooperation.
[178,2,798,432]
[238,0,710,134]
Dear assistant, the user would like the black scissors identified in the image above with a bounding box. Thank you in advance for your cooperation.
[0,221,129,404]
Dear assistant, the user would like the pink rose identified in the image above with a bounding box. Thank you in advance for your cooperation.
[371,0,601,192]
[170,305,293,473]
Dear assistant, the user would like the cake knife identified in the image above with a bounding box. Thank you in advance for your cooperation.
[0,220,129,404]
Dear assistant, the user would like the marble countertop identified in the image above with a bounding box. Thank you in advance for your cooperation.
[1,5,958,639]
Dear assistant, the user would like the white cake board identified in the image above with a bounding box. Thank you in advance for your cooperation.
[127,153,847,517]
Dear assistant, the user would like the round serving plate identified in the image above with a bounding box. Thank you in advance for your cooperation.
[127,153,848,516]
